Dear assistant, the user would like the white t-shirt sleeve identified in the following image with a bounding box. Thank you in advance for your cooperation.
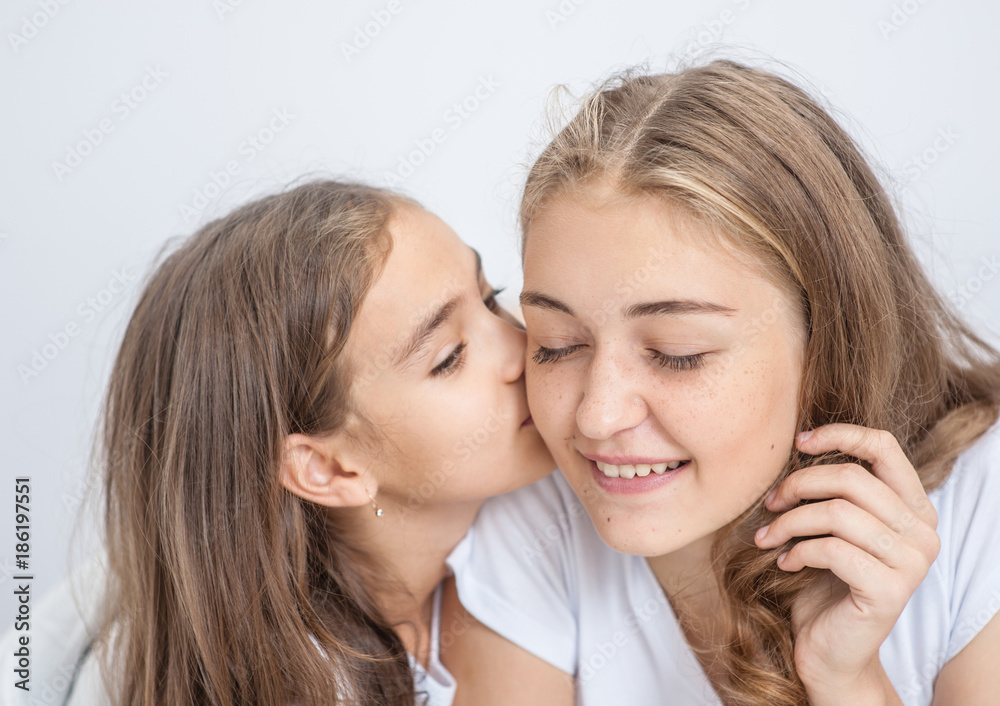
[448,473,584,674]
[938,423,1000,660]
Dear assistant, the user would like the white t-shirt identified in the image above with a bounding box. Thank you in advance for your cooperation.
[0,562,457,706]
[450,422,1000,706]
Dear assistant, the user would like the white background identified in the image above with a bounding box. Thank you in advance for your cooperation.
[2,0,998,627]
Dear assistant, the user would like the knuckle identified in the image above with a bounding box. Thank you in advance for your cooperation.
[871,531,896,554]
[907,493,938,528]
[826,497,853,521]
[897,540,935,578]
[849,546,878,574]
[782,471,804,497]
[821,535,845,558]
[849,426,867,446]
[837,537,860,561]
[893,509,918,533]
[837,462,867,483]
[875,428,897,451]
[922,529,942,562]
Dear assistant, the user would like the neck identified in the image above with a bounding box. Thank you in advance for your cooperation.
[345,496,482,667]
[646,531,735,689]
[646,532,724,633]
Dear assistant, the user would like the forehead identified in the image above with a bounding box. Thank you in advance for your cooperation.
[348,205,473,356]
[526,187,729,282]
[527,181,800,296]
[523,185,797,322]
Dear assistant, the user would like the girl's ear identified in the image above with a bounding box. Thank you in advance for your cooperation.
[280,432,375,508]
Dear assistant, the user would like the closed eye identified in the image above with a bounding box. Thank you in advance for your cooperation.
[431,342,467,377]
[483,287,505,313]
[650,351,706,371]
[531,344,583,364]
[531,345,707,372]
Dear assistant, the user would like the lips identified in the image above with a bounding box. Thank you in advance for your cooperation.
[521,415,534,427]
[578,451,691,495]
[586,457,688,495]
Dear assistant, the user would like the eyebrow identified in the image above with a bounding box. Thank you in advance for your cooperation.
[394,249,483,368]
[519,291,736,319]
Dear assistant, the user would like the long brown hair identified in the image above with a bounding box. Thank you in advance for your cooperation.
[521,60,1000,705]
[96,180,421,705]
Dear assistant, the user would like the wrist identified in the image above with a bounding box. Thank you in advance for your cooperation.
[801,659,902,706]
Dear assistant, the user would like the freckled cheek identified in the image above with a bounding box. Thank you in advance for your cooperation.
[643,373,718,437]
[527,368,577,449]
[724,359,798,462]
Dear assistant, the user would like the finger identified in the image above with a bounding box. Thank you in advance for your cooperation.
[777,536,899,606]
[766,463,935,547]
[795,424,934,525]
[756,498,924,569]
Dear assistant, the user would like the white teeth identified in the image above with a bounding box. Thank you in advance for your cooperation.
[595,461,619,477]
[596,460,687,478]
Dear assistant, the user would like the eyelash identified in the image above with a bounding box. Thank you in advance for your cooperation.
[532,345,581,365]
[651,351,706,371]
[531,345,706,372]
[429,287,505,379]
[431,341,467,377]
[483,287,505,313]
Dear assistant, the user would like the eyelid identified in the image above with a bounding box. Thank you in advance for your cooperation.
[531,344,583,364]
[425,280,500,379]
[482,285,504,310]
[431,341,467,377]
[531,344,708,372]
[650,350,707,371]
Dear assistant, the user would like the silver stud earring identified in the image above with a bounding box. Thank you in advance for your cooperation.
[367,490,383,517]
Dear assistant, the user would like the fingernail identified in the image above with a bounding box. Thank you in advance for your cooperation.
[755,524,770,541]
[765,488,777,505]
[777,551,788,564]
[796,429,814,444]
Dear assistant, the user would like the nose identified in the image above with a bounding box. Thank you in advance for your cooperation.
[497,318,527,384]
[575,349,647,440]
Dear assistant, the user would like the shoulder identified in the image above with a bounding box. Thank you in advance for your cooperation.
[884,419,1000,700]
[447,472,595,675]
[928,419,1000,545]
[918,420,1000,704]
[932,420,1000,644]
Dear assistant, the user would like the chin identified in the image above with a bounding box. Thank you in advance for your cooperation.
[594,525,672,557]
[582,503,690,558]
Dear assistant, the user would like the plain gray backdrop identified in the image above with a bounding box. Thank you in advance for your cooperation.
[2,0,998,627]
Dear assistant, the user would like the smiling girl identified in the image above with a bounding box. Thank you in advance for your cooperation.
[1,180,553,706]
[445,61,1000,705]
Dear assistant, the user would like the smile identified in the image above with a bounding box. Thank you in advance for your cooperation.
[595,460,688,478]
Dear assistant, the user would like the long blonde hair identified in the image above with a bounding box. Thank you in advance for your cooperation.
[97,181,423,705]
[521,60,1000,705]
